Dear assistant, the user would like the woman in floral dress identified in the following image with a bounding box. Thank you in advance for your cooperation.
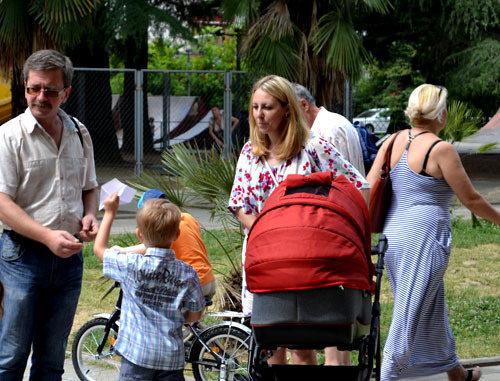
[228,74,370,364]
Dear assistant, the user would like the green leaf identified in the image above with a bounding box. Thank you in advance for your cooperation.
[439,100,482,143]
[312,11,370,81]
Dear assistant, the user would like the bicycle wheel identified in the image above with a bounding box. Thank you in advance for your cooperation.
[190,325,250,381]
[71,318,121,381]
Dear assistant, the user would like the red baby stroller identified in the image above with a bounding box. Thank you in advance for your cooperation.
[244,172,387,381]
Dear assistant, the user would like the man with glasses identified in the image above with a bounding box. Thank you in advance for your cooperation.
[0,49,98,378]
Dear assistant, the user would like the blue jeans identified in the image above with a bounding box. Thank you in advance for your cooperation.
[119,356,185,381]
[0,230,83,380]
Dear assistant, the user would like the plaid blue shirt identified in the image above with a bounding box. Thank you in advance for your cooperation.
[103,247,205,370]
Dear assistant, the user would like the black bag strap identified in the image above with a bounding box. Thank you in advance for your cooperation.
[421,139,443,172]
[70,116,83,148]
[382,129,405,174]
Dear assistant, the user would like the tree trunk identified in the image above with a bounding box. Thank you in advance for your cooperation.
[63,7,122,165]
[120,29,153,154]
[11,67,27,118]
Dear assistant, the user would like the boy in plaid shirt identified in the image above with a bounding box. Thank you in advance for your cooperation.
[94,193,205,380]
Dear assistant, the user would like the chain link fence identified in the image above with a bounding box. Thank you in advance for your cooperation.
[62,68,256,183]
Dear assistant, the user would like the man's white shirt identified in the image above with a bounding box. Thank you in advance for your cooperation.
[311,107,365,176]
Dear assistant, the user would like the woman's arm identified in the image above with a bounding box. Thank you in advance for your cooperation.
[438,143,500,225]
[366,133,399,187]
[235,208,257,231]
[309,137,370,190]
[366,143,389,186]
[231,116,239,132]
[208,121,224,147]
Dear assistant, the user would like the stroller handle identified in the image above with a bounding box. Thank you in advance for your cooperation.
[371,234,388,256]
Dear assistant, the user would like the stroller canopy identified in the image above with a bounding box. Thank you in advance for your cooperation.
[245,172,373,294]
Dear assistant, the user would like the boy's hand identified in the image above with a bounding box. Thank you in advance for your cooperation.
[94,192,119,262]
[104,193,120,215]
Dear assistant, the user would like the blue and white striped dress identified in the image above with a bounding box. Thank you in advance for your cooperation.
[381,145,459,380]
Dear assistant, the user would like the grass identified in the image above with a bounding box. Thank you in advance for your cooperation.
[71,218,500,361]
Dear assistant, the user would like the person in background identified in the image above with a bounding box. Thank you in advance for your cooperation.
[294,83,365,176]
[94,193,205,380]
[0,49,98,378]
[208,105,239,149]
[367,84,499,381]
[113,189,217,301]
[229,74,369,365]
[293,82,366,366]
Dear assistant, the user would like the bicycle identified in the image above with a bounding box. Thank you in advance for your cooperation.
[71,282,251,381]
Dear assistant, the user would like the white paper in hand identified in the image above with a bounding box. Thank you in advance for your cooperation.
[99,178,137,210]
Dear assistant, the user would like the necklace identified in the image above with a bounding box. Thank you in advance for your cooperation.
[408,129,431,142]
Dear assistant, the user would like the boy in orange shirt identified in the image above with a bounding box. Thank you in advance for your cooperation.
[114,189,216,300]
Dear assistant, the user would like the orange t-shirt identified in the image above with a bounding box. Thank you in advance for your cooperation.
[171,213,215,286]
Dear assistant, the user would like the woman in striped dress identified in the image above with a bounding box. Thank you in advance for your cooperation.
[367,84,500,381]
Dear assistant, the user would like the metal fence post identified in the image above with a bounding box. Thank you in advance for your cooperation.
[163,72,171,150]
[134,70,144,175]
[223,71,232,157]
[344,78,352,121]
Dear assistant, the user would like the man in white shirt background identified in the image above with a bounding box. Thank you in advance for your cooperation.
[294,83,365,176]
[294,83,364,366]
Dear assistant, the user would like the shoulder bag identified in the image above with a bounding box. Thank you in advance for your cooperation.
[368,130,404,233]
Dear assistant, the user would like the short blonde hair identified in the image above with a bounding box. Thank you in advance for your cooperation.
[406,84,448,124]
[136,199,181,247]
[249,75,310,161]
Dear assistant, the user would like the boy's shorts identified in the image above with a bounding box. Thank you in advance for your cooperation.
[202,279,217,301]
[119,356,184,381]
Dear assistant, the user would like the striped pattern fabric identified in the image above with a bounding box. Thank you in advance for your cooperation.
[381,148,460,380]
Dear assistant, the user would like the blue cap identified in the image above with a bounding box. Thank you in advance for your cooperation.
[137,189,166,209]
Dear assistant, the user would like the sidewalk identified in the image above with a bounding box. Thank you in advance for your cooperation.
[23,354,196,380]
[24,356,500,380]
[405,357,500,380]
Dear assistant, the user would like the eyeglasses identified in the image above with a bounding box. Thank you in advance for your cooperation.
[25,87,66,98]
[435,85,445,98]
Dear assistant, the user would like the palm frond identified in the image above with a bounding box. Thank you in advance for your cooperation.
[0,0,34,71]
[127,171,193,209]
[439,100,482,143]
[29,0,97,25]
[477,143,498,153]
[359,0,392,14]
[127,141,245,312]
[29,0,98,46]
[244,33,302,80]
[221,0,259,25]
[312,11,370,81]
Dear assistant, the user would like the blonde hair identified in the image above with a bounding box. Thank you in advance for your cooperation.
[136,199,181,247]
[406,84,448,124]
[249,75,310,161]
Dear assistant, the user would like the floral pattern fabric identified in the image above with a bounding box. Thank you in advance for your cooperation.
[228,135,369,226]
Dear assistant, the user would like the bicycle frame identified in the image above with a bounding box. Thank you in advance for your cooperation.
[186,312,251,381]
[95,288,122,356]
[186,314,251,361]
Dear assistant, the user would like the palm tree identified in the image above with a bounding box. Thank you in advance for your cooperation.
[0,0,99,117]
[221,0,390,109]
